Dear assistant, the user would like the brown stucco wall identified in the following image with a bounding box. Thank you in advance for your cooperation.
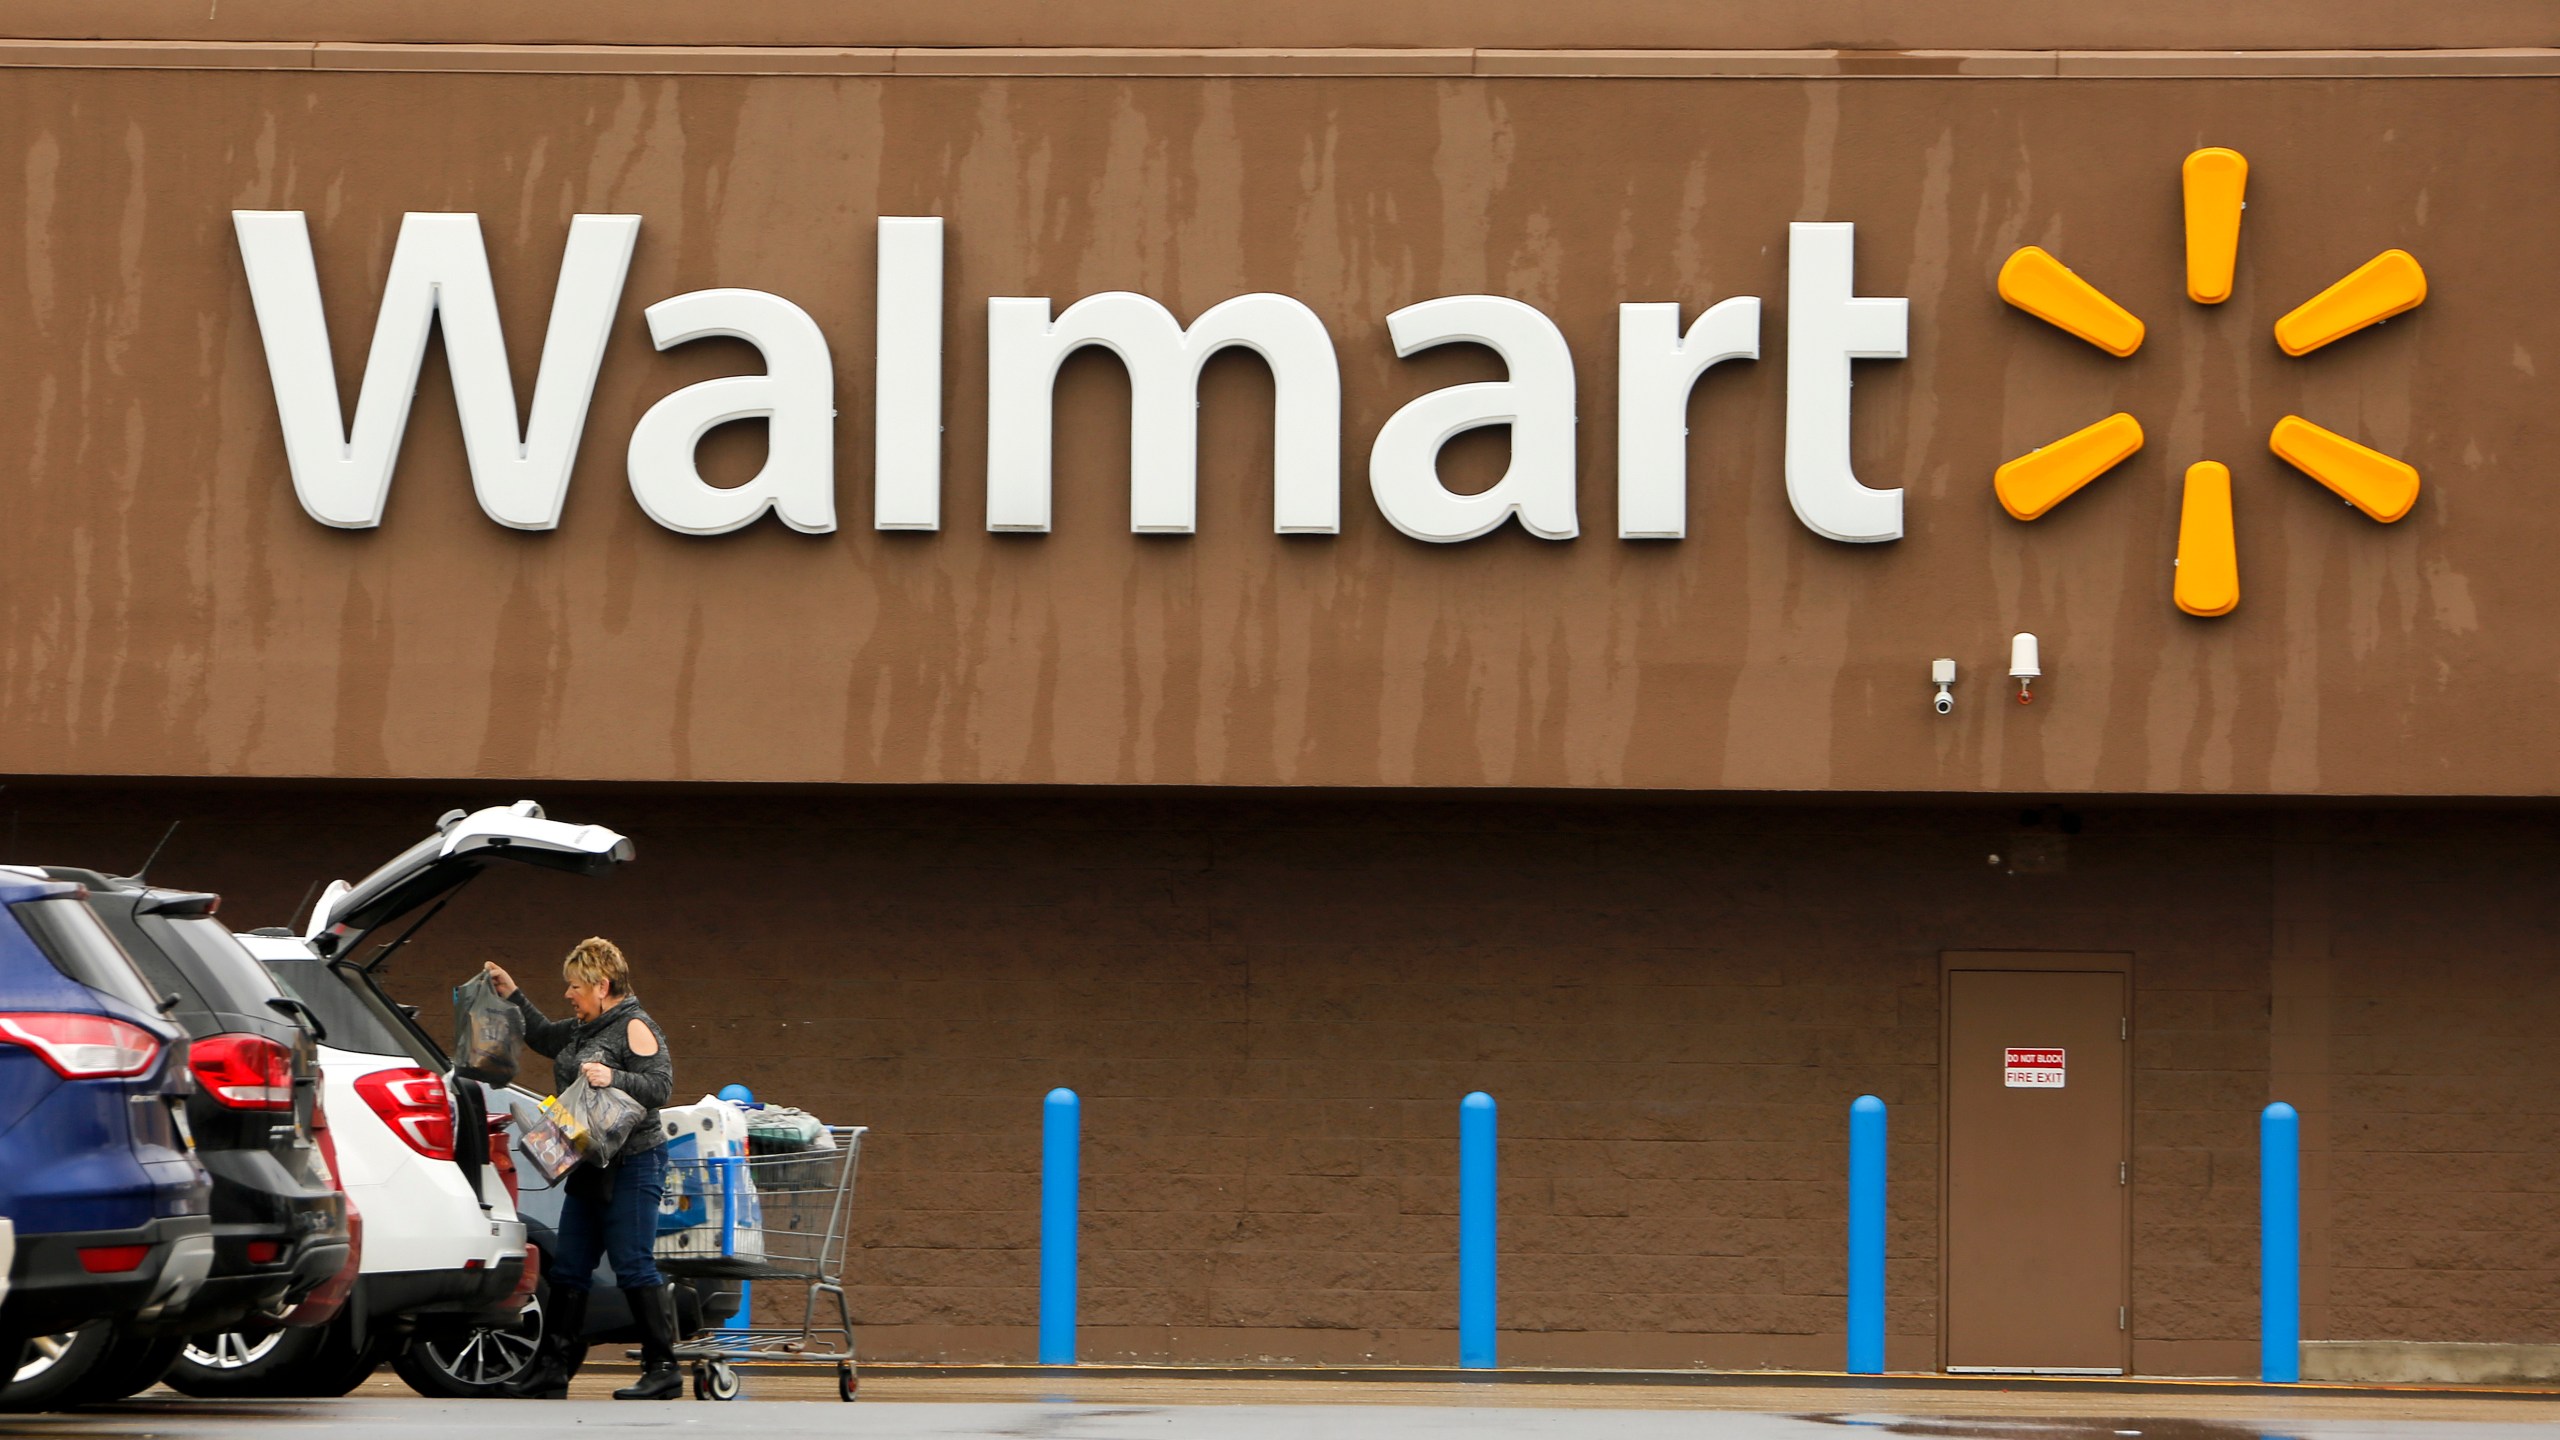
[0,66,2551,795]
[8,781,2553,1371]
[8,0,2560,53]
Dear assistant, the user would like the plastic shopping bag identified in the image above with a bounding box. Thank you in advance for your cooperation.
[558,1075,648,1166]
[449,971,521,1087]
[747,1105,838,1187]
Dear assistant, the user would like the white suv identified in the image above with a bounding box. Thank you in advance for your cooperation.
[179,803,633,1395]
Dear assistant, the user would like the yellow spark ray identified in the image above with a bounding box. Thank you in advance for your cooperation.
[2174,462,2241,618]
[2182,147,2248,304]
[2268,415,2421,522]
[2273,249,2426,356]
[1998,246,2146,357]
[1995,413,2146,521]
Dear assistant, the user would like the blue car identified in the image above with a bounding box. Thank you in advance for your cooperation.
[0,867,212,1383]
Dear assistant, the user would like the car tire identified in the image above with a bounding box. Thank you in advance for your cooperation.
[0,1325,114,1411]
[54,1332,183,1405]
[164,1316,379,1399]
[269,1317,386,1398]
[390,1280,546,1398]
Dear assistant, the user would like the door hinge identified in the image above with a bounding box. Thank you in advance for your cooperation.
[2121,1017,2129,1040]
[2119,1306,2128,1331]
[2120,1161,2128,1185]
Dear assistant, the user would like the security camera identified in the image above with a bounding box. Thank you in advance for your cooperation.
[1932,658,1957,715]
[1935,690,1955,716]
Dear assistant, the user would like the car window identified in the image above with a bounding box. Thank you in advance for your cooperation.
[96,906,215,1024]
[260,952,444,1068]
[11,896,164,1013]
[146,916,288,1019]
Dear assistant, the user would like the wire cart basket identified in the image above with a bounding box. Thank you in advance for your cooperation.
[654,1124,867,1401]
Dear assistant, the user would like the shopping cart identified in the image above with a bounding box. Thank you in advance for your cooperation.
[654,1123,867,1401]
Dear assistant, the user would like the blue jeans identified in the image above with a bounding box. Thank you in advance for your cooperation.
[551,1144,666,1293]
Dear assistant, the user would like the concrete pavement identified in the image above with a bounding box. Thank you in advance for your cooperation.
[7,1372,2560,1440]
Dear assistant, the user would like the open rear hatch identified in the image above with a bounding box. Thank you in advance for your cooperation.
[306,802,635,963]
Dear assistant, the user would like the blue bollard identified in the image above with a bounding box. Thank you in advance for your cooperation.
[1039,1088,1080,1365]
[2262,1101,2301,1383]
[1846,1095,1886,1375]
[720,1083,756,1328]
[1459,1091,1497,1369]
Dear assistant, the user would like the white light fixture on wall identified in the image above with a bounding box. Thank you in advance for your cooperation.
[2010,632,2043,705]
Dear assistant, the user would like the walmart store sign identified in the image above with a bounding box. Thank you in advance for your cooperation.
[235,211,1905,546]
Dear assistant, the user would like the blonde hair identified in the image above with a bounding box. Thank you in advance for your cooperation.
[562,936,632,997]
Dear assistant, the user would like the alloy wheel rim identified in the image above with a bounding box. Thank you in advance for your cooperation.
[182,1328,284,1371]
[12,1333,74,1385]
[425,1294,543,1386]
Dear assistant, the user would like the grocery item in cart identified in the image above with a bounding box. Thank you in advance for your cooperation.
[659,1095,751,1157]
[747,1105,839,1188]
[657,1140,764,1259]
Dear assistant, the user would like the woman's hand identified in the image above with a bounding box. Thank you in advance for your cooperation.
[581,1060,613,1088]
[483,961,517,998]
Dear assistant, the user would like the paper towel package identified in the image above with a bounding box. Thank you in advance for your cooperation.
[654,1095,765,1261]
[658,1095,752,1156]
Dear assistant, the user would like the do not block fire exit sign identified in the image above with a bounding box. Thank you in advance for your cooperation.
[2003,1048,2067,1088]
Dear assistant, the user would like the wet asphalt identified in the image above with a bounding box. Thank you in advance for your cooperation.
[9,1398,2560,1440]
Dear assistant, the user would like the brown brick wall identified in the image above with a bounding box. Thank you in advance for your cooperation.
[2322,817,2560,1345]
[5,783,2554,1372]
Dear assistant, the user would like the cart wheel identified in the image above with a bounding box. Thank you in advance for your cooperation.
[708,1362,740,1402]
[837,1365,857,1402]
[691,1365,708,1400]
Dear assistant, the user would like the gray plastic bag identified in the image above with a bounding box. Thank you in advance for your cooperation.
[451,971,522,1087]
[559,1075,648,1166]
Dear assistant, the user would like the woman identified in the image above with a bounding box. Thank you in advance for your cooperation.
[483,937,681,1401]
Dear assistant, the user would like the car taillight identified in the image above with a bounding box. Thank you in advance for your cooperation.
[0,1012,163,1078]
[354,1067,454,1159]
[487,1114,520,1204]
[189,1032,295,1110]
[78,1244,150,1273]
[499,1244,539,1310]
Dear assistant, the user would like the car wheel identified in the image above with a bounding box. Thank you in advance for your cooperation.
[0,1325,113,1410]
[54,1332,183,1405]
[268,1317,386,1398]
[390,1282,545,1398]
[163,1326,298,1396]
[164,1317,379,1399]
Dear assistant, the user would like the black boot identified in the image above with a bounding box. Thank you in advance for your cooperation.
[504,1285,588,1399]
[612,1285,684,1401]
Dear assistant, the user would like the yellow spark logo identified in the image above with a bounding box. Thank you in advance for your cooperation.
[1991,147,2427,618]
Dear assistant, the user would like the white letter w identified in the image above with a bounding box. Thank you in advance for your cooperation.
[232,211,639,530]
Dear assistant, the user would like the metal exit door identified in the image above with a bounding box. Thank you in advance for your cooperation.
[1942,958,2131,1374]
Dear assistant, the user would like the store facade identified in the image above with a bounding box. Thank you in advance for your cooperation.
[2,1,2558,1377]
